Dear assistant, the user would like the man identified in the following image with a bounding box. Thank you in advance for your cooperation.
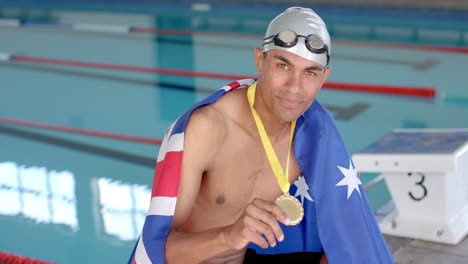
[129,7,394,264]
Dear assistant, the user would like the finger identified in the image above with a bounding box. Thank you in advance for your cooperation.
[271,204,291,226]
[246,202,284,242]
[242,216,270,249]
[252,199,290,225]
[244,214,277,247]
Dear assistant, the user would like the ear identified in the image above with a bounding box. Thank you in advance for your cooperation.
[253,47,264,75]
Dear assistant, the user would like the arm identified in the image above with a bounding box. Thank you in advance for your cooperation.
[165,108,228,263]
[165,108,290,264]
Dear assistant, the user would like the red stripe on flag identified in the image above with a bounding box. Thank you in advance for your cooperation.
[152,151,183,197]
[227,81,241,91]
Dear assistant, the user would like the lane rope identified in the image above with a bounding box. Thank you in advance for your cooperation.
[0,117,163,145]
[1,18,467,54]
[324,82,435,98]
[0,251,57,264]
[9,54,252,81]
[0,52,436,97]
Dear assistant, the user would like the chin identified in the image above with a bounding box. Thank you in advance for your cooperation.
[278,111,303,123]
[273,103,307,122]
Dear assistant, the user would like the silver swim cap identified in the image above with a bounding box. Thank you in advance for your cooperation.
[263,7,331,67]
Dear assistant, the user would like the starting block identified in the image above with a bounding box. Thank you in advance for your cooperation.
[352,129,468,245]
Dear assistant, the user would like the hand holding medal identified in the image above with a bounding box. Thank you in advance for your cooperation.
[247,82,304,226]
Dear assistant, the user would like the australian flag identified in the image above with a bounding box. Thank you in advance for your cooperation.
[129,79,394,264]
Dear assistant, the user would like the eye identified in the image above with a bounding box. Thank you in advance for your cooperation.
[277,63,289,70]
[305,70,317,77]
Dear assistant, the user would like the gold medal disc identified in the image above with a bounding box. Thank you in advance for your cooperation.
[275,193,304,226]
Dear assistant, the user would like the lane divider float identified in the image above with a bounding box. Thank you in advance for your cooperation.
[0,117,163,145]
[0,251,57,264]
[0,52,436,98]
[1,18,467,54]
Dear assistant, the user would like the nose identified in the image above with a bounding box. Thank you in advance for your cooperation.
[286,70,303,94]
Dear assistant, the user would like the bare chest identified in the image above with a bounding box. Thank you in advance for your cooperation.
[183,133,302,232]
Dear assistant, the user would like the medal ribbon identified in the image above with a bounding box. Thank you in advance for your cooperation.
[247,82,296,194]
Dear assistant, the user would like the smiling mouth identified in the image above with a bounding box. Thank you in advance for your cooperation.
[278,96,303,107]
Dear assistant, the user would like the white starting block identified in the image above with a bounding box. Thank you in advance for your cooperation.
[352,129,468,245]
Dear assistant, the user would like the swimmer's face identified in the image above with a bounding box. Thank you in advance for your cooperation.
[254,48,331,123]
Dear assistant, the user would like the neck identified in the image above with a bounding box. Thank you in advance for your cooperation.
[245,82,295,143]
[253,93,291,141]
[259,109,289,137]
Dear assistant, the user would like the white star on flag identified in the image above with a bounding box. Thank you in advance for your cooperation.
[336,160,362,199]
[294,175,314,204]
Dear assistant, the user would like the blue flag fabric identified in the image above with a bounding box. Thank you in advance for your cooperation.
[129,79,394,264]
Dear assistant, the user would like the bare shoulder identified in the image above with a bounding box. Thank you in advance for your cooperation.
[185,102,227,146]
[184,90,241,154]
[185,88,247,143]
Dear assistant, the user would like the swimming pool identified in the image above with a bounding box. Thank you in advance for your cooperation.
[0,1,467,263]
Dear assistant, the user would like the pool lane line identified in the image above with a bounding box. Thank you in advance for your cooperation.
[0,117,163,145]
[1,18,467,54]
[0,53,436,98]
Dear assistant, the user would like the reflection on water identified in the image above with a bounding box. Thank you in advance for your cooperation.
[97,178,150,241]
[0,161,78,230]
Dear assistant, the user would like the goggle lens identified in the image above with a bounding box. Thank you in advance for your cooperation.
[277,30,298,46]
[307,34,325,50]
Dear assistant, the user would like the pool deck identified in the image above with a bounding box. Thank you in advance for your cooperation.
[376,201,468,263]
[386,235,468,264]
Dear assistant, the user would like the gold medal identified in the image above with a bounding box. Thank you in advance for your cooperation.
[247,82,304,225]
[275,193,304,226]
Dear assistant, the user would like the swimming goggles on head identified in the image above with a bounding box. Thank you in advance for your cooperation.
[263,30,330,64]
